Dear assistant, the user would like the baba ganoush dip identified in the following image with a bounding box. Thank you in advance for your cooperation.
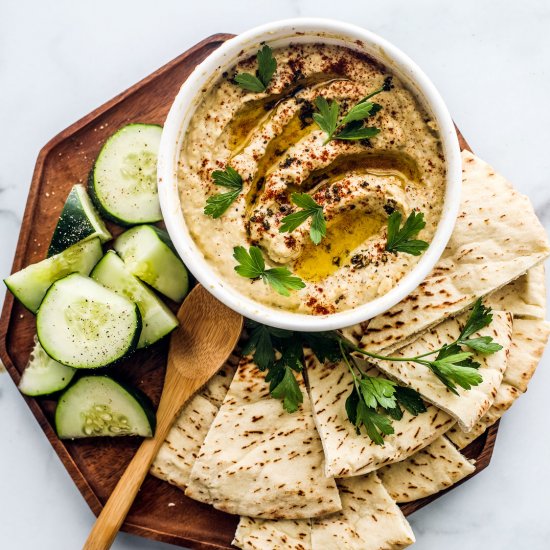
[178,43,445,315]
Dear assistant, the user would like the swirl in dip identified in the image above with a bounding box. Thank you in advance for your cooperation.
[178,43,445,315]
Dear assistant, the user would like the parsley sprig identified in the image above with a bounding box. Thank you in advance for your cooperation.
[233,245,305,296]
[279,193,327,245]
[313,77,392,144]
[242,322,426,445]
[204,167,243,218]
[345,299,503,395]
[234,45,277,93]
[242,299,501,445]
[385,210,429,256]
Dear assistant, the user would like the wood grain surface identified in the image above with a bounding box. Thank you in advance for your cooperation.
[0,33,498,550]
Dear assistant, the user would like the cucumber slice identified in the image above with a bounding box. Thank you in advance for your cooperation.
[89,123,163,225]
[48,184,112,257]
[55,376,155,438]
[91,251,178,348]
[113,225,189,302]
[37,273,141,369]
[4,238,103,313]
[19,337,76,396]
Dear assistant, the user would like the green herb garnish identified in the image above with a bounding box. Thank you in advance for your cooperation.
[234,45,277,93]
[385,210,429,256]
[243,298,501,445]
[313,77,392,143]
[346,298,503,395]
[233,245,305,297]
[204,167,243,218]
[279,193,327,244]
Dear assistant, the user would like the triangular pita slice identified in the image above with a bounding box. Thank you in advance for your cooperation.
[349,150,549,352]
[233,517,312,550]
[485,264,546,320]
[234,474,415,550]
[377,436,475,503]
[311,474,415,550]
[371,311,513,432]
[502,318,550,392]
[306,353,454,478]
[447,318,550,448]
[186,358,342,519]
[150,359,237,489]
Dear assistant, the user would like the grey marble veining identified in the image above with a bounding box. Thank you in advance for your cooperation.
[1,1,550,549]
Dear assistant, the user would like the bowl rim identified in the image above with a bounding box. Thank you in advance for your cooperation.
[157,18,461,332]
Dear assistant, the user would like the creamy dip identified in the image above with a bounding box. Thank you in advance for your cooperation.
[178,43,445,315]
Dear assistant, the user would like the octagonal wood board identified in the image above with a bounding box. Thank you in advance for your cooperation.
[0,33,498,550]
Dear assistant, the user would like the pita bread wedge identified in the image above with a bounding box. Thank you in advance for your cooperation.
[503,318,550,392]
[150,359,237,489]
[350,150,549,353]
[371,311,513,432]
[306,352,454,478]
[485,264,546,320]
[185,358,342,519]
[233,517,312,550]
[377,436,475,503]
[311,474,415,550]
[150,394,219,489]
[447,318,550,448]
[234,474,415,550]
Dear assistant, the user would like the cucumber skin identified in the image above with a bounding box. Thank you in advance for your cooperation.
[48,184,111,257]
[37,273,143,369]
[55,375,156,439]
[90,250,178,349]
[4,238,103,314]
[88,123,163,226]
[87,166,132,226]
[18,339,76,397]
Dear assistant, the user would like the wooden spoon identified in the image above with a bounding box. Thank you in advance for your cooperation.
[83,285,243,550]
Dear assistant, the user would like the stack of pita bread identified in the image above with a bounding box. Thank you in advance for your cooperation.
[151,151,550,549]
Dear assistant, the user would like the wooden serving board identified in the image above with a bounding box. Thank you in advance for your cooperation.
[0,34,498,550]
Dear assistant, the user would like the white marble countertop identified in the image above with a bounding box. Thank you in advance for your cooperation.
[2,1,549,548]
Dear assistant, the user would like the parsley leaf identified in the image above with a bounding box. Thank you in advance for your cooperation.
[234,73,265,93]
[235,45,277,92]
[279,193,327,245]
[312,97,340,140]
[354,399,395,445]
[313,78,391,143]
[394,386,427,416]
[341,101,376,125]
[333,121,380,141]
[428,345,482,394]
[385,210,429,256]
[242,321,278,370]
[302,331,342,363]
[358,376,397,410]
[458,299,494,341]
[455,299,503,354]
[233,246,305,296]
[269,365,303,413]
[203,166,243,218]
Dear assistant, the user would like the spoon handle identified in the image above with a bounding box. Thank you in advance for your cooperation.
[82,380,187,550]
[82,431,167,550]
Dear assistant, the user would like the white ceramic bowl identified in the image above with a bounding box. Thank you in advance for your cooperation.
[158,18,461,331]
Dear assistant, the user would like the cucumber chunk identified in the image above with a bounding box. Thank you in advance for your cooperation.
[48,184,112,257]
[89,123,163,225]
[91,251,178,348]
[19,337,76,396]
[55,376,155,438]
[37,273,141,369]
[114,225,189,302]
[4,238,103,313]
